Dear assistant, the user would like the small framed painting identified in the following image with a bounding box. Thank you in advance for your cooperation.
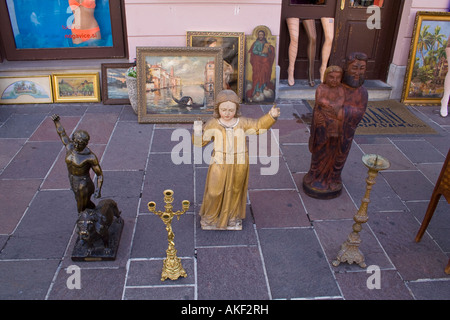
[0,75,53,104]
[52,73,100,103]
[101,63,133,104]
[136,46,223,123]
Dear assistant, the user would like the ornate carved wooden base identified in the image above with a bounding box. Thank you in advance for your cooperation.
[71,217,124,261]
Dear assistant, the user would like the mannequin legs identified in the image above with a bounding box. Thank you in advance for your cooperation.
[320,17,334,83]
[286,18,300,86]
[441,63,450,117]
[303,19,317,87]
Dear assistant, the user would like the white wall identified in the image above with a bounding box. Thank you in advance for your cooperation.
[124,0,282,61]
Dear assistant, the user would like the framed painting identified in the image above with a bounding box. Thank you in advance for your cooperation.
[0,75,53,104]
[136,46,223,123]
[245,25,277,104]
[402,11,450,106]
[187,31,245,100]
[101,63,133,104]
[52,73,100,103]
[0,0,127,61]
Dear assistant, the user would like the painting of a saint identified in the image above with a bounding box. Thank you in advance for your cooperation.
[245,25,277,104]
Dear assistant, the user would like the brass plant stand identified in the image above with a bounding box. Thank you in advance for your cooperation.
[332,154,390,268]
[148,190,190,281]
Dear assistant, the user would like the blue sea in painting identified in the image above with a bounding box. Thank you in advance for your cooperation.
[6,0,113,49]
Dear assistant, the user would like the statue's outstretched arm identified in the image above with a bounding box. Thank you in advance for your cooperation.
[51,114,70,146]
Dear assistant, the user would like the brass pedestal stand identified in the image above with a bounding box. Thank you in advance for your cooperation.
[148,190,190,281]
[332,154,390,268]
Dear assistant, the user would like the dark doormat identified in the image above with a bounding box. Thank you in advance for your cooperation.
[305,100,437,135]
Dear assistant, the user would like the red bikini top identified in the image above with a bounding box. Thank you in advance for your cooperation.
[69,0,96,9]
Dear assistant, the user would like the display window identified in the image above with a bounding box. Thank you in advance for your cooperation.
[0,0,127,60]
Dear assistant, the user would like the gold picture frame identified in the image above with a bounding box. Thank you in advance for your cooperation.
[402,11,450,106]
[52,73,100,103]
[136,46,223,123]
[187,31,245,100]
[0,75,53,104]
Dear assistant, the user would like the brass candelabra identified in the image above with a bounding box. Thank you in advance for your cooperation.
[332,154,390,268]
[148,190,190,281]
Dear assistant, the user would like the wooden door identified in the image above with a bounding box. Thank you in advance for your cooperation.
[332,0,403,80]
[278,0,403,81]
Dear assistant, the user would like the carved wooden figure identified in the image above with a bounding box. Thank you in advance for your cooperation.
[304,52,369,199]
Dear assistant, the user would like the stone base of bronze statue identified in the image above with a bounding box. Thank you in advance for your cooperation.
[71,199,124,262]
[302,177,342,200]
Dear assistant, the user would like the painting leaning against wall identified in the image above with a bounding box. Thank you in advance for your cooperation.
[402,11,450,106]
[136,47,223,123]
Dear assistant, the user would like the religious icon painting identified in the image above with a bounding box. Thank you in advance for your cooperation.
[245,25,277,104]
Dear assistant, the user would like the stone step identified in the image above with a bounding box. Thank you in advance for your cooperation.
[277,79,392,101]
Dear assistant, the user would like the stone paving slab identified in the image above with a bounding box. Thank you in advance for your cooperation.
[48,267,127,300]
[101,121,153,171]
[292,173,357,221]
[0,141,62,179]
[369,211,449,281]
[0,179,42,234]
[0,138,26,172]
[196,246,270,300]
[0,190,75,260]
[335,270,414,300]
[249,190,310,228]
[0,113,46,138]
[0,259,60,300]
[258,228,341,299]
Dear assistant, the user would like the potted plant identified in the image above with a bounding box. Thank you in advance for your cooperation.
[126,65,138,114]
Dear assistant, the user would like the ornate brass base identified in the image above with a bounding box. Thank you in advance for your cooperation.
[161,254,187,281]
[332,231,367,268]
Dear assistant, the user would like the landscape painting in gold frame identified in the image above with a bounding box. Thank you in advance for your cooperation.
[187,31,245,100]
[0,75,53,104]
[402,11,450,106]
[52,73,100,103]
[136,46,223,123]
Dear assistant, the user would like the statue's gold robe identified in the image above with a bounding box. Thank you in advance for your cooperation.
[193,113,276,229]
